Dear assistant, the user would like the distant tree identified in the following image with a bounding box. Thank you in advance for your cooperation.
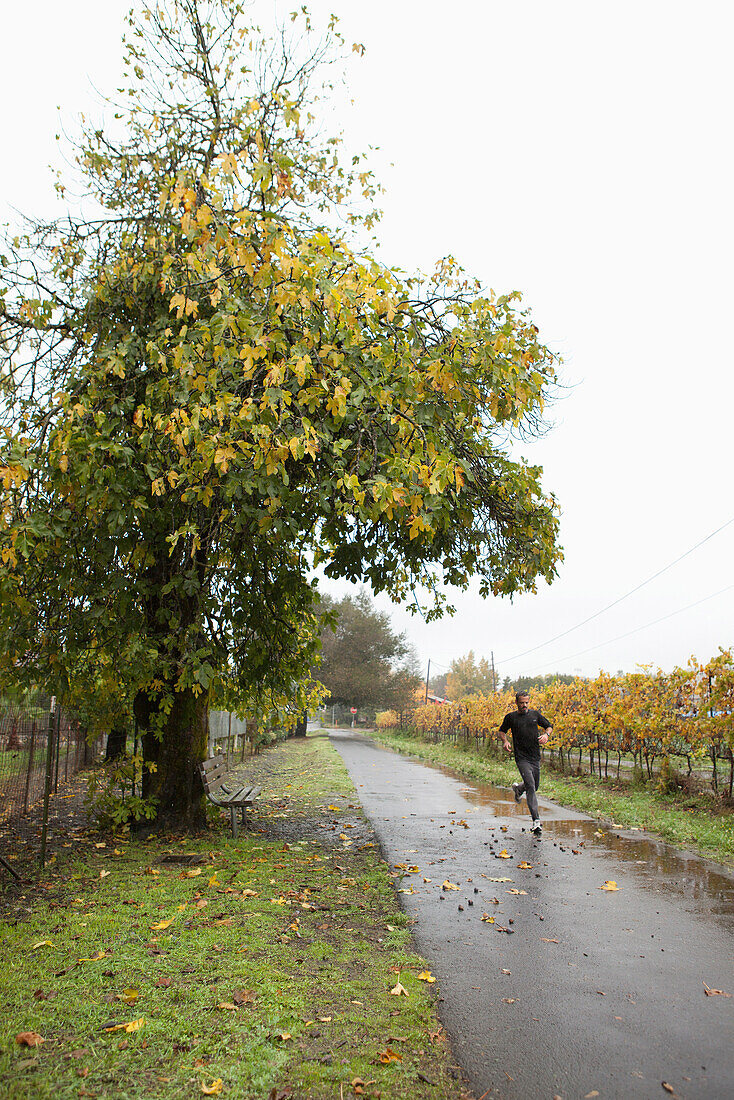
[501,672,578,693]
[429,672,449,698]
[447,651,496,699]
[317,592,419,711]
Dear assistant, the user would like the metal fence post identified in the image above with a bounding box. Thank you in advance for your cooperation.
[53,706,62,793]
[39,698,56,869]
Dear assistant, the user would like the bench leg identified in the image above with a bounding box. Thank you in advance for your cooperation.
[230,805,238,839]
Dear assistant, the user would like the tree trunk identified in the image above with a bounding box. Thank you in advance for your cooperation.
[138,687,208,831]
[294,710,308,738]
[105,726,127,761]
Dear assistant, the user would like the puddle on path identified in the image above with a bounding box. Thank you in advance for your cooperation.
[401,752,734,917]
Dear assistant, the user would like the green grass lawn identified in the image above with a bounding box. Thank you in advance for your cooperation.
[0,734,468,1100]
[371,728,734,869]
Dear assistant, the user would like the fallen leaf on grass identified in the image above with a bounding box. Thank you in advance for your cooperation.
[99,870,111,879]
[389,980,409,997]
[379,1048,402,1063]
[103,1017,145,1033]
[15,1032,44,1048]
[600,881,619,891]
[181,868,202,878]
[150,919,174,930]
[517,861,533,870]
[703,983,731,997]
[241,889,258,898]
[208,875,220,887]
[155,978,172,989]
[145,867,160,876]
[417,971,436,983]
[115,989,139,1004]
[201,1080,223,1095]
[78,951,108,962]
[31,941,54,950]
[497,850,512,859]
[275,1032,291,1041]
[232,989,256,1005]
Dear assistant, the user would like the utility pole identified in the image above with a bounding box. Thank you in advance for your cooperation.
[491,651,497,693]
[424,659,431,704]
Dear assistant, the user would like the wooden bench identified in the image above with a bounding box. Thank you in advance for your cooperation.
[199,754,261,838]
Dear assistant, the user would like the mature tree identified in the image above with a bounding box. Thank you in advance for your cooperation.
[317,591,419,712]
[428,672,449,699]
[0,1,561,830]
[446,651,497,699]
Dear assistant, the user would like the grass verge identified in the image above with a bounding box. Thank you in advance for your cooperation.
[370,728,734,869]
[0,733,468,1100]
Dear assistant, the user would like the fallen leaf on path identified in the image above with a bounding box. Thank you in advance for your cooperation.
[485,877,513,883]
[502,998,517,1004]
[661,1085,677,1096]
[417,971,436,983]
[517,861,533,870]
[481,913,495,924]
[703,983,731,997]
[15,1032,44,1047]
[442,880,459,890]
[501,968,511,974]
[398,887,414,895]
[541,938,559,943]
[497,850,512,859]
[600,881,619,891]
[507,889,527,895]
[584,1092,600,1098]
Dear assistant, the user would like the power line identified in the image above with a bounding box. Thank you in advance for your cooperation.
[526,581,734,673]
[501,513,734,665]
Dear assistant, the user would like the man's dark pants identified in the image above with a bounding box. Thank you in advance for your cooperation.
[515,756,541,821]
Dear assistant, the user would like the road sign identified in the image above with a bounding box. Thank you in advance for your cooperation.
[350,707,357,714]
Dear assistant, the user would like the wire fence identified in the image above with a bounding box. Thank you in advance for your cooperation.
[0,697,103,878]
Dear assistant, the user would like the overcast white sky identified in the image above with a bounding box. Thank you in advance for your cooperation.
[3,1,733,684]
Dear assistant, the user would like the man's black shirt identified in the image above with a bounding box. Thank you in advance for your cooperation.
[499,708,551,761]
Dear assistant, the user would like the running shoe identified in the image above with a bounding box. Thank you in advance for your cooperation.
[512,782,523,803]
[530,819,542,834]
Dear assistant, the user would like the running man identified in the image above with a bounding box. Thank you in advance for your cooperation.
[498,691,553,834]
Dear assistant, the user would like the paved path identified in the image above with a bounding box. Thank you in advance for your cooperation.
[330,729,734,1100]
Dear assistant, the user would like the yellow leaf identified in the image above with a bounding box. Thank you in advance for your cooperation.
[481,913,495,924]
[498,850,512,859]
[517,861,533,870]
[379,1048,402,1063]
[389,981,409,997]
[182,868,202,878]
[116,989,139,1004]
[217,1003,238,1011]
[31,941,54,950]
[277,1032,292,1041]
[78,950,107,962]
[241,889,258,898]
[208,875,220,887]
[442,880,459,890]
[200,1079,224,1095]
[100,869,111,879]
[150,919,174,930]
[104,1017,145,1033]
[600,880,619,891]
[417,971,436,983]
[485,877,513,883]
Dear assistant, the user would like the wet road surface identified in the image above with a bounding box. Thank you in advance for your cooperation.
[330,729,734,1100]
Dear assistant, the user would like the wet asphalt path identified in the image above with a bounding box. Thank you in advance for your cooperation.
[330,729,734,1100]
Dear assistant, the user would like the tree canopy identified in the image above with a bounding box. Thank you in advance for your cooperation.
[445,651,497,700]
[0,0,562,829]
